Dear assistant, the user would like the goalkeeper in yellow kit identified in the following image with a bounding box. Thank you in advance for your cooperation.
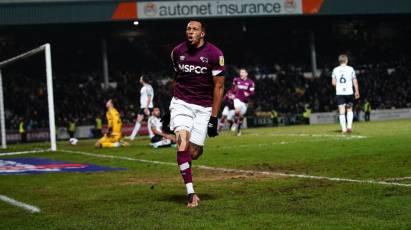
[95,99,127,148]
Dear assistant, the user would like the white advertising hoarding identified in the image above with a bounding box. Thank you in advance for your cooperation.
[310,108,411,124]
[137,0,303,19]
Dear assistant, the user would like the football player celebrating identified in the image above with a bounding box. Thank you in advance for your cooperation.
[170,20,225,208]
[231,68,255,136]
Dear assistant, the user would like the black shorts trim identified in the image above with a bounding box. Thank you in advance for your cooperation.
[150,135,163,143]
[138,108,153,116]
[336,95,354,107]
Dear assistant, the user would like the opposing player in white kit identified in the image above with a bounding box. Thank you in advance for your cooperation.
[332,54,360,133]
[148,107,176,148]
[129,75,154,140]
[170,20,225,208]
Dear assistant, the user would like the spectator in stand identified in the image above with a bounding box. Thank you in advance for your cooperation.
[18,117,27,143]
[67,117,77,138]
[93,114,103,138]
[363,99,371,121]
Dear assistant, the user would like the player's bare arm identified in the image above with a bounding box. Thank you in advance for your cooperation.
[353,79,360,99]
[151,126,164,137]
[151,125,174,141]
[212,76,224,117]
[206,76,224,138]
[145,95,151,115]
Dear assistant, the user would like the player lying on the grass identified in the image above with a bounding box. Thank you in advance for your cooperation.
[231,68,255,136]
[148,107,176,148]
[218,88,236,132]
[95,99,128,148]
[170,20,225,208]
[332,54,360,133]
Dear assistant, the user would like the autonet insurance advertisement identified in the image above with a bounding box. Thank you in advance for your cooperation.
[137,0,304,19]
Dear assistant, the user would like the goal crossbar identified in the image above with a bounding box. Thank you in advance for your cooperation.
[0,45,46,68]
[0,43,57,151]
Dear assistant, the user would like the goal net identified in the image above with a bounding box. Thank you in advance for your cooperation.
[0,44,57,154]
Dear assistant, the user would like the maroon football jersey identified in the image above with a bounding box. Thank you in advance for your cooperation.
[223,88,235,110]
[171,41,225,107]
[232,77,255,103]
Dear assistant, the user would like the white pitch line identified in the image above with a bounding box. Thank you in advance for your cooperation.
[212,133,368,150]
[250,132,367,139]
[383,176,411,182]
[0,149,48,156]
[0,195,40,213]
[213,137,362,150]
[195,166,411,187]
[60,149,411,188]
[61,149,176,167]
[271,133,368,139]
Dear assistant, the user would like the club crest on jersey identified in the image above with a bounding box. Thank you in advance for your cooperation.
[219,56,224,66]
[179,56,186,61]
[200,56,208,63]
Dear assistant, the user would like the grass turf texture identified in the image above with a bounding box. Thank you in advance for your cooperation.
[1,119,411,229]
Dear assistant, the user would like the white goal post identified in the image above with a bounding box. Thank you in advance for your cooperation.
[0,43,57,151]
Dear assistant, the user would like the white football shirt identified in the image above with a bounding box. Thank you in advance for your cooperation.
[140,84,154,109]
[147,116,162,138]
[332,65,356,95]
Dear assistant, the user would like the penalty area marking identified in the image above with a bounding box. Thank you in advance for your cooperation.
[60,149,176,167]
[213,137,364,150]
[212,133,368,150]
[0,195,40,213]
[60,149,411,188]
[0,149,48,156]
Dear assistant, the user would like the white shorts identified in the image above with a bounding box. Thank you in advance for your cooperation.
[234,98,248,116]
[222,106,235,121]
[169,97,212,146]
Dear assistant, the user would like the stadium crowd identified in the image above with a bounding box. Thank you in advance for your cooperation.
[2,17,411,130]
[246,59,411,114]
[3,58,411,130]
[3,69,175,129]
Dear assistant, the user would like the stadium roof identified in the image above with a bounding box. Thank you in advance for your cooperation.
[1,0,121,2]
[1,0,411,26]
[0,0,171,3]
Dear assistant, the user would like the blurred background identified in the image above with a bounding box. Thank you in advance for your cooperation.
[1,0,410,141]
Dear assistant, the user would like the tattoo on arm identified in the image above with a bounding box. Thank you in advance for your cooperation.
[177,135,182,148]
[177,133,189,151]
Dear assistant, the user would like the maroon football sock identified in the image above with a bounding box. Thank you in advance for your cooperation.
[220,117,226,124]
[235,113,240,125]
[238,117,244,132]
[228,120,234,129]
[177,150,192,184]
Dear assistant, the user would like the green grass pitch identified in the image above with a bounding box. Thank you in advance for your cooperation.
[1,119,411,229]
